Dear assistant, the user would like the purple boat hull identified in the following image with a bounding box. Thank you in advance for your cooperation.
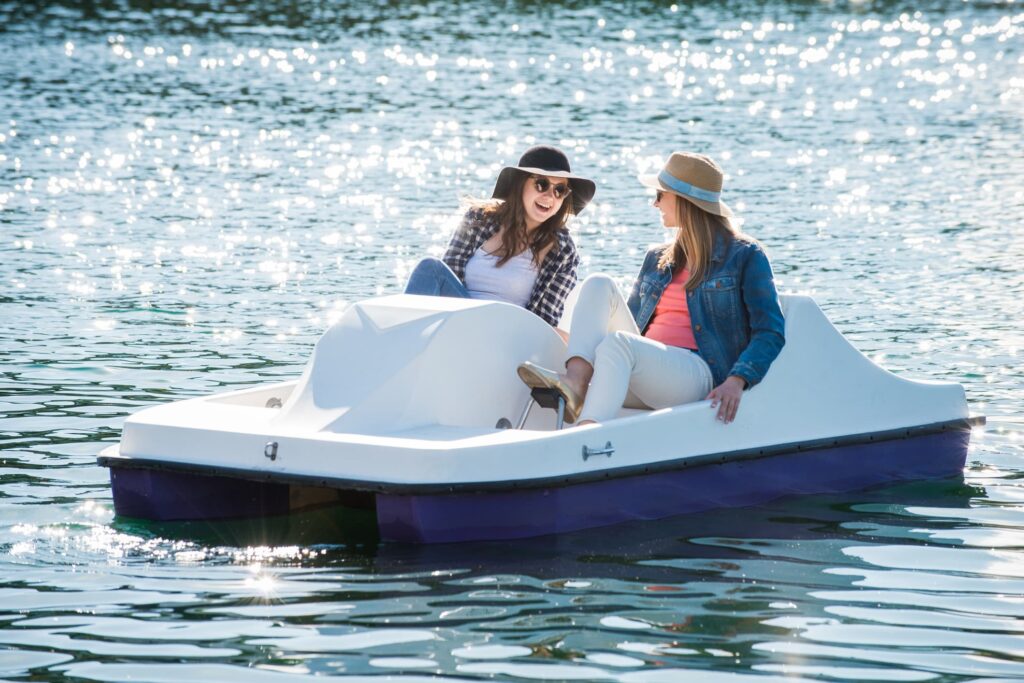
[109,467,291,521]
[106,424,972,543]
[376,428,971,543]
[108,468,374,522]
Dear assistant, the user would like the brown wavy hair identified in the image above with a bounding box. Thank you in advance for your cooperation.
[476,171,575,267]
[657,196,742,290]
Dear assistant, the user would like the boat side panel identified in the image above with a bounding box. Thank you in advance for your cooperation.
[375,428,970,543]
[109,468,291,521]
[108,466,379,522]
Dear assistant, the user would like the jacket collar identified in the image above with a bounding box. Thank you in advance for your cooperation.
[710,230,730,264]
[660,232,730,275]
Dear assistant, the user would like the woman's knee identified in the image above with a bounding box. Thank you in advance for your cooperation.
[595,330,635,358]
[581,273,617,295]
[410,257,446,276]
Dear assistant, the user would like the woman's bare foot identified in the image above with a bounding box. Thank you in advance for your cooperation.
[559,373,586,398]
[564,357,593,401]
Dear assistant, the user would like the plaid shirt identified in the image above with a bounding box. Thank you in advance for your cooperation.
[443,208,580,326]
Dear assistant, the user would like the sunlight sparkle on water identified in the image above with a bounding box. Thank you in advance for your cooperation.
[1,3,1022,680]
[244,571,280,598]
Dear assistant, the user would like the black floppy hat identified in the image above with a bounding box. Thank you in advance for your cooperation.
[491,145,596,215]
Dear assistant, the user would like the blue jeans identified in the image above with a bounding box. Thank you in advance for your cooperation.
[404,257,470,298]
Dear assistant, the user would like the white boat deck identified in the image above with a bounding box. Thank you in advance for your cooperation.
[105,293,970,487]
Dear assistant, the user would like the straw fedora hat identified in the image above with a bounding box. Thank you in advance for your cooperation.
[492,145,596,215]
[638,152,732,217]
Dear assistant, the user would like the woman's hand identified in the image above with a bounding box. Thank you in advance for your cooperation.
[706,375,747,424]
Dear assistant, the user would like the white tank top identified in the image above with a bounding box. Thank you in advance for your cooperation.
[464,247,539,308]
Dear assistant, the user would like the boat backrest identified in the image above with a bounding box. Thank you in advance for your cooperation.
[743,293,965,439]
[560,282,964,432]
[275,295,567,435]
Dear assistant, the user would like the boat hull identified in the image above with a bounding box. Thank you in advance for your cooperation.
[108,467,374,522]
[107,425,971,542]
[109,467,291,521]
[376,427,970,543]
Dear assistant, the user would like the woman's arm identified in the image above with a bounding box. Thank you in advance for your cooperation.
[706,245,785,423]
[534,245,580,326]
[625,247,661,321]
[728,244,786,388]
[442,208,487,280]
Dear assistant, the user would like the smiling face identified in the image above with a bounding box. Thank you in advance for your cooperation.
[653,189,681,228]
[521,174,570,230]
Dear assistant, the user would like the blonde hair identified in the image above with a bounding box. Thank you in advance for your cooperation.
[657,196,741,290]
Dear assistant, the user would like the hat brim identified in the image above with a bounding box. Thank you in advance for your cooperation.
[638,173,732,218]
[493,166,596,215]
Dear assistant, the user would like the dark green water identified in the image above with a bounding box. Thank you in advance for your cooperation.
[1,1,1022,680]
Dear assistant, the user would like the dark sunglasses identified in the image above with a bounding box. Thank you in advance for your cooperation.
[531,176,572,200]
[655,190,665,202]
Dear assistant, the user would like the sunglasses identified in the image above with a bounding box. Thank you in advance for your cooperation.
[531,176,572,200]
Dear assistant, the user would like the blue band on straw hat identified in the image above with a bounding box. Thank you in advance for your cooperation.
[658,170,721,203]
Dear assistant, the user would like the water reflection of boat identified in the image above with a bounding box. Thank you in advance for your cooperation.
[98,293,983,543]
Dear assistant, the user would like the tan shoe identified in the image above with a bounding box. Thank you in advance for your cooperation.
[516,361,584,424]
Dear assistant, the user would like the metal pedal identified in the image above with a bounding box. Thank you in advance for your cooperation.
[528,387,567,430]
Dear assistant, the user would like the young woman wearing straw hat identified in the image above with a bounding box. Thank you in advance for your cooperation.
[518,152,785,425]
[404,145,595,327]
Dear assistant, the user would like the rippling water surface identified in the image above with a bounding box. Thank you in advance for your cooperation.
[1,1,1022,680]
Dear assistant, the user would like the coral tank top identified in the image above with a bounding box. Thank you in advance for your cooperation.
[644,268,698,350]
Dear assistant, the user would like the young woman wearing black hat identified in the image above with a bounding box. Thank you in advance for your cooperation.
[404,145,595,327]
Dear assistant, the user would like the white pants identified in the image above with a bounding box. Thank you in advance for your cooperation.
[567,274,713,423]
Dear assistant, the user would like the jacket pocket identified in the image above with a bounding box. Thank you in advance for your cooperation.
[704,275,736,291]
[703,275,740,326]
[639,273,664,292]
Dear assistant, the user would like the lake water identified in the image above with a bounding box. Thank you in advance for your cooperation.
[1,0,1022,680]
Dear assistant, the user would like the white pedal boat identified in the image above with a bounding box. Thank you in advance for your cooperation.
[98,293,981,543]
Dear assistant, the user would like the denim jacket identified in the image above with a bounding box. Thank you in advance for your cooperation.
[626,234,785,388]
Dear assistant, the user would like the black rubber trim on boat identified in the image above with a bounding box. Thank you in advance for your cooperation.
[98,416,985,495]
